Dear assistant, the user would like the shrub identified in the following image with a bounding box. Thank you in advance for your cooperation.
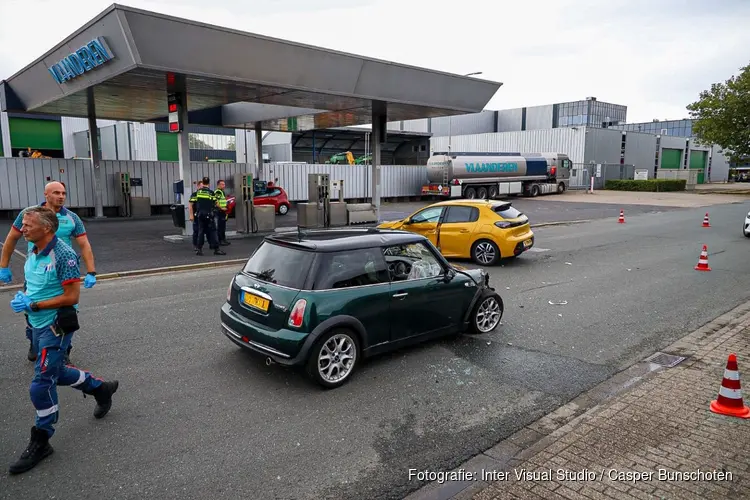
[604,179,686,192]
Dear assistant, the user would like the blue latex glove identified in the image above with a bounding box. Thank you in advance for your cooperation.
[0,267,11,284]
[10,291,32,313]
[84,273,97,289]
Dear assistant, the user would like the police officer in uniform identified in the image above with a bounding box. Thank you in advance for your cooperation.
[213,179,230,246]
[194,177,226,256]
[188,180,204,251]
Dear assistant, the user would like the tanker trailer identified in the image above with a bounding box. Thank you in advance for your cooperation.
[421,152,572,199]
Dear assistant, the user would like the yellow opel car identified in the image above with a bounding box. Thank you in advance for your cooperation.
[377,199,534,265]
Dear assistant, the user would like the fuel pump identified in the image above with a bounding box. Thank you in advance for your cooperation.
[308,173,331,228]
[119,172,132,217]
[233,173,258,233]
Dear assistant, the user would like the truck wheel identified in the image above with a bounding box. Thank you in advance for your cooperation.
[557,183,566,194]
[477,187,488,199]
[489,186,499,199]
[464,187,477,199]
[530,185,540,197]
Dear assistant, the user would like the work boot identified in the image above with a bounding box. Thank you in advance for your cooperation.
[27,340,36,362]
[84,380,119,419]
[214,249,226,255]
[196,248,203,256]
[8,427,54,474]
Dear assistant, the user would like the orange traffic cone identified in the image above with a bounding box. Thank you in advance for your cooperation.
[618,209,625,223]
[710,353,750,419]
[694,245,711,271]
[702,213,711,227]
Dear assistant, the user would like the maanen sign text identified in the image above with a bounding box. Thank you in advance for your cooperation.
[48,37,115,84]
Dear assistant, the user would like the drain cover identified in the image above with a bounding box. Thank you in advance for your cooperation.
[643,352,686,368]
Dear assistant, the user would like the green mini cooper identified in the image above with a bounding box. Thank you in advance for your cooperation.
[220,228,504,389]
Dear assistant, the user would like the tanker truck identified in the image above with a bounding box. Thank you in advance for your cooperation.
[421,152,572,199]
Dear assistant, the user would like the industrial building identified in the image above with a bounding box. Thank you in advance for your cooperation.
[1,95,730,185]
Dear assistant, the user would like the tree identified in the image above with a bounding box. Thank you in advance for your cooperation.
[687,63,750,162]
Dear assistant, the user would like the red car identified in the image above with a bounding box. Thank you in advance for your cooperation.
[226,185,291,216]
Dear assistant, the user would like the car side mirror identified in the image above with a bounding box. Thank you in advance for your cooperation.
[443,268,456,283]
[404,218,413,225]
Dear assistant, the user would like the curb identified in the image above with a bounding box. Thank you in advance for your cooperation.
[0,258,247,293]
[402,299,750,500]
[531,219,592,228]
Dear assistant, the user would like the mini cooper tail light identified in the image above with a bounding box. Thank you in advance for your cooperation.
[288,299,307,328]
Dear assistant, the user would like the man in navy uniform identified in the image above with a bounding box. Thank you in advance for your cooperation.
[193,177,226,256]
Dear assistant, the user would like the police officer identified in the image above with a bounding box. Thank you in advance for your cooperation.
[188,180,204,251]
[213,179,230,246]
[194,177,226,256]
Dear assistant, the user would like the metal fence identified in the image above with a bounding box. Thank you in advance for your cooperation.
[0,158,429,212]
[569,163,635,190]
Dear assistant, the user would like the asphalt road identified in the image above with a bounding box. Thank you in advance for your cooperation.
[0,198,684,282]
[2,200,749,499]
[2,201,747,500]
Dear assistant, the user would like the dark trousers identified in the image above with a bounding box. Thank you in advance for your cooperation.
[192,219,199,247]
[197,213,219,250]
[215,213,227,242]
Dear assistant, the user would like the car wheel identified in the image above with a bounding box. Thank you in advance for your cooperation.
[469,292,504,334]
[558,182,566,194]
[744,227,750,238]
[471,239,500,266]
[464,187,477,199]
[306,328,360,389]
[488,185,499,199]
[530,185,540,197]
[278,204,289,215]
[477,186,488,199]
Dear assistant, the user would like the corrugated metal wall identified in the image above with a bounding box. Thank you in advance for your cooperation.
[0,159,429,209]
[61,117,118,158]
[709,145,730,182]
[525,105,554,130]
[264,143,292,162]
[430,128,587,163]
[259,163,427,201]
[0,158,252,210]
[583,127,622,164]
[623,132,657,175]
[1,112,11,158]
[127,123,159,161]
[496,108,523,132]
[401,119,429,133]
[429,111,496,136]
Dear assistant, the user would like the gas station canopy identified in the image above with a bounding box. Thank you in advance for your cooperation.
[0,4,502,131]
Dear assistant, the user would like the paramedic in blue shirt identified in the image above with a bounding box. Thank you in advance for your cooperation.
[7,206,118,475]
[0,181,98,363]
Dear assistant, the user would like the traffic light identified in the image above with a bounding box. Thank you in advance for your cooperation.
[168,92,183,133]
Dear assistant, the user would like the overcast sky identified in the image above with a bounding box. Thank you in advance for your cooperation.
[1,0,749,123]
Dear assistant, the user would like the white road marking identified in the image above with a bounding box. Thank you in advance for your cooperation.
[528,247,551,253]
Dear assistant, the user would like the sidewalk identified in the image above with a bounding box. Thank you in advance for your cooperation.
[407,301,750,500]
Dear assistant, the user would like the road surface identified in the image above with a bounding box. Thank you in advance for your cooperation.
[1,201,749,499]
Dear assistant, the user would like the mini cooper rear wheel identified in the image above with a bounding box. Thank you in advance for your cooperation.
[307,328,360,389]
[469,292,504,334]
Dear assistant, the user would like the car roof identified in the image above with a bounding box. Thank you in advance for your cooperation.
[431,199,512,209]
[265,228,428,252]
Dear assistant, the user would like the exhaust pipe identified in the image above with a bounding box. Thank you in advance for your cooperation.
[266,357,275,366]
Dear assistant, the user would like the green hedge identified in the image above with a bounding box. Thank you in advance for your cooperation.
[604,179,687,192]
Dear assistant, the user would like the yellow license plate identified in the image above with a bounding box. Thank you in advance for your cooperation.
[523,239,532,248]
[243,292,270,312]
